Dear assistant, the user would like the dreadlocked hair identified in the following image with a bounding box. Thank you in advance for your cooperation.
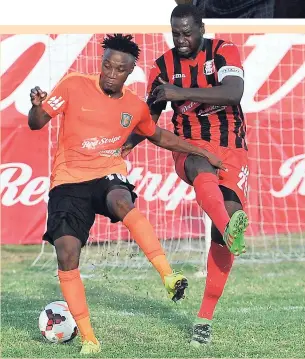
[102,34,140,61]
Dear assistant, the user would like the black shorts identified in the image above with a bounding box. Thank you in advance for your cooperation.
[43,174,137,247]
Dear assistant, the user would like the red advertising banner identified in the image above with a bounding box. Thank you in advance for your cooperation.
[1,33,305,244]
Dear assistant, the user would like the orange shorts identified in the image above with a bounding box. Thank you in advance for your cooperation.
[172,140,249,206]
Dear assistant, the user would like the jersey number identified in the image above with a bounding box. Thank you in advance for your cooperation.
[237,166,249,197]
[106,174,127,182]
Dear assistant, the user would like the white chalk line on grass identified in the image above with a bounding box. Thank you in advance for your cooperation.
[4,305,305,317]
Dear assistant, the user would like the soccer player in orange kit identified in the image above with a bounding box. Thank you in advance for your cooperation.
[28,34,226,354]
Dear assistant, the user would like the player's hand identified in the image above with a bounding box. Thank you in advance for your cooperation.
[152,77,186,103]
[30,86,47,106]
[206,152,228,172]
[121,142,134,158]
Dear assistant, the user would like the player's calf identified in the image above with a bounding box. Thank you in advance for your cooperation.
[106,187,188,301]
[54,236,100,349]
[183,156,232,236]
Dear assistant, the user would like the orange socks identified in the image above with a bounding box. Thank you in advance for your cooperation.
[75,317,97,344]
[58,269,97,343]
[150,255,172,283]
[123,208,172,281]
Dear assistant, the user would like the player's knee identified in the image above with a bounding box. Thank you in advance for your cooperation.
[57,253,79,271]
[185,155,217,183]
[114,197,134,218]
[106,188,134,221]
[54,236,81,271]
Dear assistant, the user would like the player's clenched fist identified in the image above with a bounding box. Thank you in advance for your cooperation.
[30,86,47,106]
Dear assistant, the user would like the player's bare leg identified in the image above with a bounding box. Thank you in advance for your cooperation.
[54,236,101,354]
[190,199,243,347]
[185,155,248,255]
[106,187,188,302]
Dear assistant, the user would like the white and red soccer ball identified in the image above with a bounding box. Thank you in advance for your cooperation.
[38,301,78,343]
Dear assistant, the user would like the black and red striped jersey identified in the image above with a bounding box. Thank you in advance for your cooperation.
[146,38,247,150]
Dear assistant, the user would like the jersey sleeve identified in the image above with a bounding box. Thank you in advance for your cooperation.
[146,61,167,115]
[214,41,244,83]
[42,75,70,117]
[134,102,157,137]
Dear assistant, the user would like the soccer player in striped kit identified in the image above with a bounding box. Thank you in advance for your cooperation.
[123,4,249,346]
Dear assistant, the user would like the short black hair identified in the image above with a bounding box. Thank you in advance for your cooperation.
[102,34,140,61]
[171,4,203,26]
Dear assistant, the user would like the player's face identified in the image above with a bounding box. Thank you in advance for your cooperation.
[100,49,135,94]
[171,15,204,58]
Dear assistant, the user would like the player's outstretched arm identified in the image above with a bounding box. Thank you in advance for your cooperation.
[147,126,227,171]
[28,86,52,130]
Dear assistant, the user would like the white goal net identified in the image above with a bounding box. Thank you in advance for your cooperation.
[32,32,305,275]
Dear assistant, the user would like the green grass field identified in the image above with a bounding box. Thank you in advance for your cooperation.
[1,245,305,358]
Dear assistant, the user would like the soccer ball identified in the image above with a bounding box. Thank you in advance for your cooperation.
[38,301,78,343]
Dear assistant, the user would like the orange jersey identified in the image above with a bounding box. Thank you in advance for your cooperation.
[42,72,156,189]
